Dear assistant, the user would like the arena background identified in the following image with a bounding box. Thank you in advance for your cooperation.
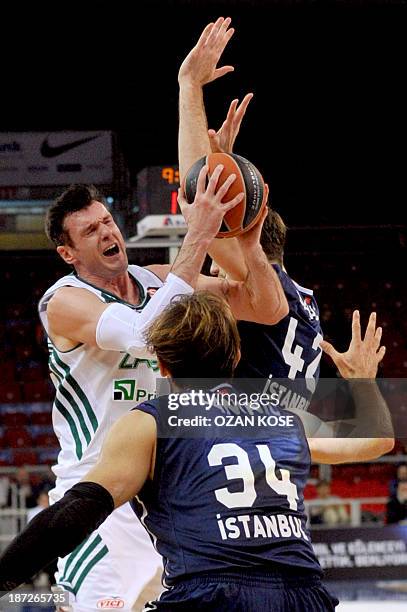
[0,0,406,610]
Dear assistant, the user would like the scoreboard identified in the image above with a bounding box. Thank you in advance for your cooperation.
[136,165,180,218]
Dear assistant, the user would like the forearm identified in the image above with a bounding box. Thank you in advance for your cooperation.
[341,380,394,459]
[239,244,288,324]
[171,230,212,287]
[309,381,394,464]
[349,380,394,440]
[178,81,211,181]
[209,237,248,281]
[0,483,113,592]
[309,437,394,464]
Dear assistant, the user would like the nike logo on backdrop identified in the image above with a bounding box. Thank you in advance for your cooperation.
[40,134,100,158]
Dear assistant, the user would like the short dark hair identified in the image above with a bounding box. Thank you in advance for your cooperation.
[260,209,287,266]
[45,184,104,247]
[145,291,240,381]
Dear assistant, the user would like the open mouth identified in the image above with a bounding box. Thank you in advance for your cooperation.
[103,243,120,257]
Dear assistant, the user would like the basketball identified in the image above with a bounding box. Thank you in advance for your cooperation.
[183,152,267,238]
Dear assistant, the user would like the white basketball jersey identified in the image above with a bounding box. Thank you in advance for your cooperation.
[38,265,163,490]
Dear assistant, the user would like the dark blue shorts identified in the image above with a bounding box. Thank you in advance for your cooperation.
[144,569,339,611]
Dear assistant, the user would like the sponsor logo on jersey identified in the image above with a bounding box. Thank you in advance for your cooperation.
[96,597,124,609]
[113,379,156,402]
[296,290,319,321]
[119,353,159,371]
[113,379,136,400]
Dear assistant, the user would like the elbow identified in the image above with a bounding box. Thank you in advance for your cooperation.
[276,299,290,322]
[376,437,395,457]
[361,438,395,461]
[260,297,289,326]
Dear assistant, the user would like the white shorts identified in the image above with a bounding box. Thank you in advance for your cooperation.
[55,503,162,612]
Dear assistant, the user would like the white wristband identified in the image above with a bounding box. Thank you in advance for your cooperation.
[95,272,193,356]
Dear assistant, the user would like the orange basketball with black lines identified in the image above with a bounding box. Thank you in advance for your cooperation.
[183,152,267,238]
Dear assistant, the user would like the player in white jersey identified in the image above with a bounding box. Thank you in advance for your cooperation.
[38,172,289,611]
[39,266,164,610]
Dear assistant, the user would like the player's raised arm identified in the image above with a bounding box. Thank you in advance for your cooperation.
[178,17,235,181]
[186,200,289,325]
[308,310,394,463]
[207,94,255,281]
[148,188,288,325]
[178,20,265,282]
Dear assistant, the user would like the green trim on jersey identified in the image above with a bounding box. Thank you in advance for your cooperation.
[59,535,92,582]
[58,533,109,596]
[50,355,94,449]
[75,271,148,309]
[47,337,83,355]
[54,377,92,445]
[52,351,98,433]
[64,534,102,585]
[72,545,109,595]
[54,398,83,460]
[49,359,62,384]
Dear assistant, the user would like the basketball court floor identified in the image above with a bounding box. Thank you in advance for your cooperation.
[329,579,407,611]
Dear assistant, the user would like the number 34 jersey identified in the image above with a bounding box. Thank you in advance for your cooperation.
[132,397,322,585]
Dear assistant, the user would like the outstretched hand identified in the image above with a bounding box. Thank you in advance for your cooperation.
[320,311,386,378]
[209,93,254,154]
[178,17,235,86]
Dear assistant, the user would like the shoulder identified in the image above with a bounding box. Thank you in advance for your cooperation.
[133,399,161,423]
[48,286,102,308]
[39,273,76,301]
[102,409,157,460]
[39,274,103,308]
[142,264,170,283]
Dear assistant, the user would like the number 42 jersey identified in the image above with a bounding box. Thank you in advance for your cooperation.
[236,264,323,410]
[132,396,322,585]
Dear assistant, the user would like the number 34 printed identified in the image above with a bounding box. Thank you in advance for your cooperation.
[208,443,299,511]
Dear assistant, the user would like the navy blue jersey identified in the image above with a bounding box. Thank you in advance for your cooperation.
[236,265,323,409]
[132,394,321,585]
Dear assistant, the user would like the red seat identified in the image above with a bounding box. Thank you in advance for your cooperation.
[0,361,16,383]
[12,449,38,466]
[0,383,22,403]
[331,478,389,498]
[34,432,58,447]
[363,502,386,515]
[30,410,52,426]
[24,365,46,382]
[1,410,30,426]
[304,483,317,499]
[367,463,395,479]
[24,381,53,402]
[4,427,33,448]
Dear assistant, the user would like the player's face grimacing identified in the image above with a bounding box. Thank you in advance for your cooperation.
[59,200,128,279]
